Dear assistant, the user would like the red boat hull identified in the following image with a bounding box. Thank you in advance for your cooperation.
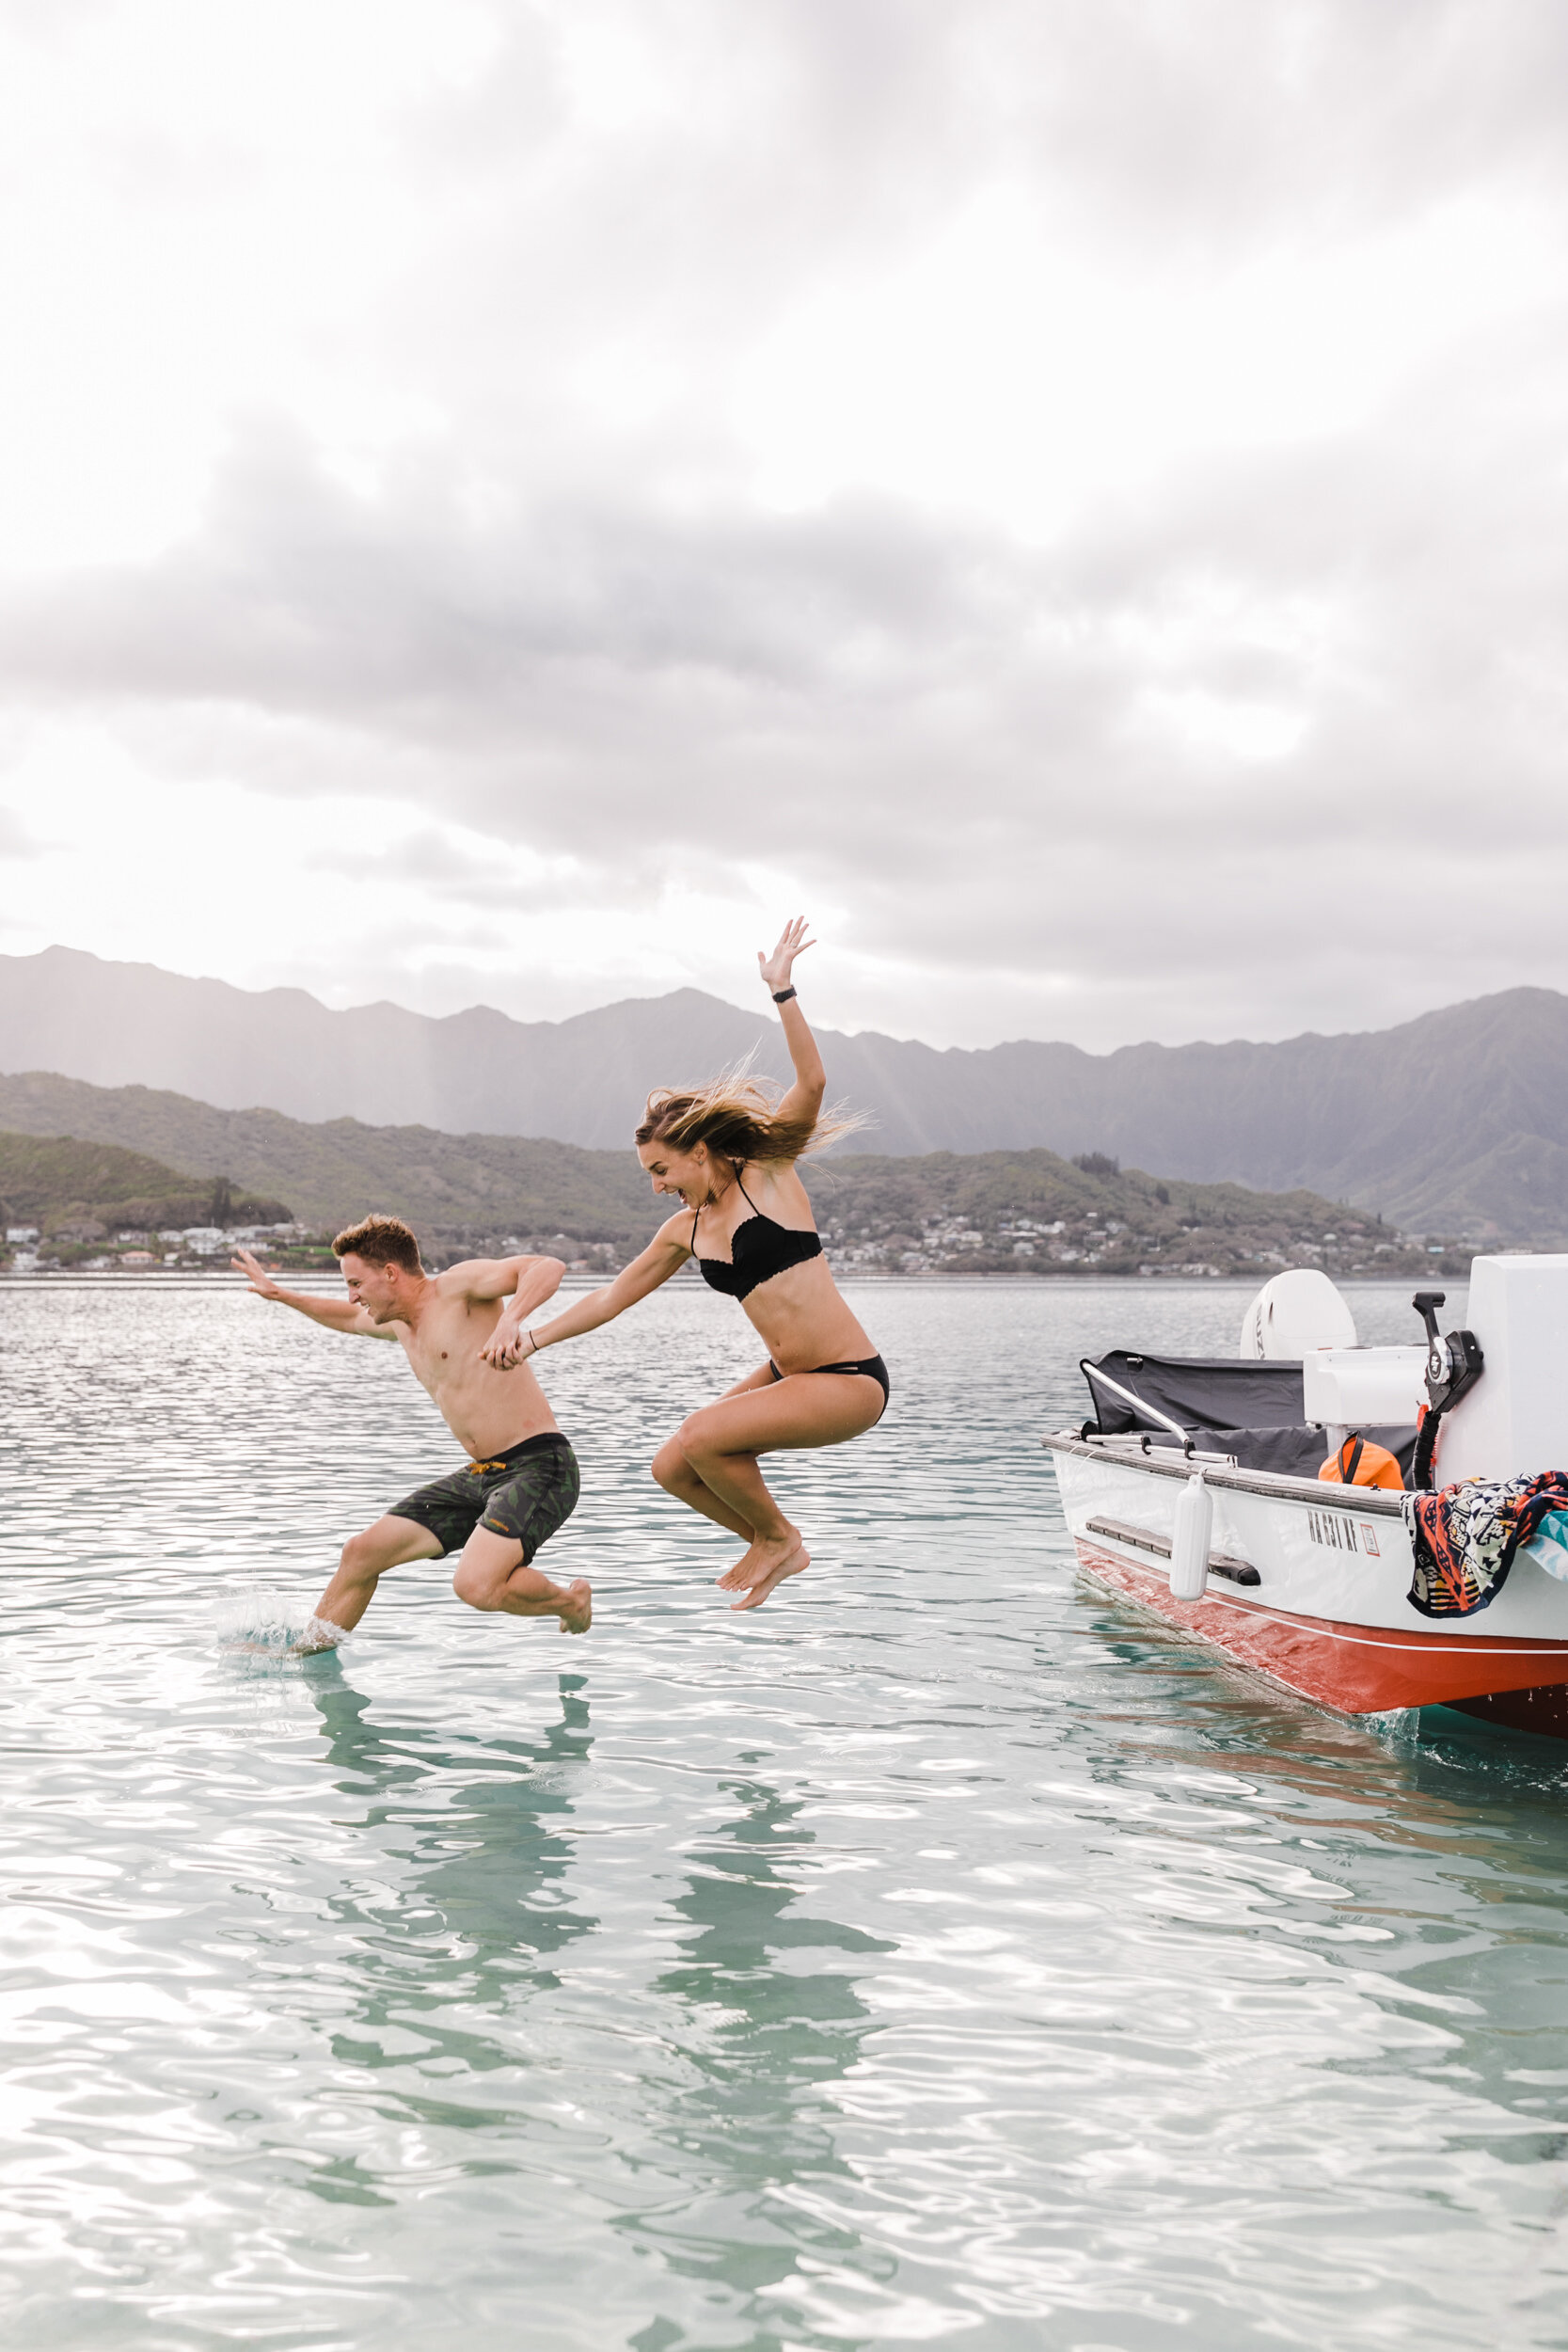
[1078,1536,1568,1719]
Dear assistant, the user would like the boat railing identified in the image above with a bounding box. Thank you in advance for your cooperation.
[1078,1359,1194,1447]
[1074,1428,1239,1469]
[1045,1427,1406,1512]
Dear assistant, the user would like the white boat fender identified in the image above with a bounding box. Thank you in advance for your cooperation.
[1169,1471,1213,1600]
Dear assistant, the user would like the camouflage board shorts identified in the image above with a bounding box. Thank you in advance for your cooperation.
[390,1432,580,1563]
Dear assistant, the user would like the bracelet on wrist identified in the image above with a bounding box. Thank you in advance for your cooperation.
[771,986,797,1004]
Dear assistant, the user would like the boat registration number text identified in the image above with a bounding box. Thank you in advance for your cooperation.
[1307,1508,1381,1556]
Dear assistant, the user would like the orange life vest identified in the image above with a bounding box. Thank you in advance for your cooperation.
[1318,1435,1403,1490]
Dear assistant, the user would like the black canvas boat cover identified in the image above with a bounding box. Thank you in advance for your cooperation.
[1082,1350,1306,1435]
[1079,1351,1417,1482]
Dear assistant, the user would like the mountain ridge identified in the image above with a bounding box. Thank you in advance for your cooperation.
[4,946,1566,1233]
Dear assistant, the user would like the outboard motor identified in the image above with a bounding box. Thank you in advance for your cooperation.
[1238,1268,1356,1359]
[1409,1290,1485,1491]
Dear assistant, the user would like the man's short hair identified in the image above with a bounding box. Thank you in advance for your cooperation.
[332,1215,423,1275]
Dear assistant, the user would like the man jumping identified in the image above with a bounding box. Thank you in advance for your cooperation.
[233,1215,590,1644]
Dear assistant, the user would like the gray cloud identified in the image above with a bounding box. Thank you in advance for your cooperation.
[5,368,1566,1044]
[1,0,1566,1049]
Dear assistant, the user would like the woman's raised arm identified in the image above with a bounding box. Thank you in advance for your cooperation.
[757,915,825,1133]
[480,1216,689,1367]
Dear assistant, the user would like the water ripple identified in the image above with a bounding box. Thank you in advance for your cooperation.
[2,1278,1567,2347]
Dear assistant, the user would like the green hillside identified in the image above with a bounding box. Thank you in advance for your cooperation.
[808,1149,1441,1279]
[0,1071,1463,1279]
[0,1073,650,1239]
[0,1131,291,1236]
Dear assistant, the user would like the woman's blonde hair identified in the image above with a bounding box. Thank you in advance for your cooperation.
[635,1058,868,1167]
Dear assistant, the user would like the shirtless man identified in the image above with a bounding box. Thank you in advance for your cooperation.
[232,1214,591,1642]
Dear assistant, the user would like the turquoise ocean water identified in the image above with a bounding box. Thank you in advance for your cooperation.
[1,1273,1566,2349]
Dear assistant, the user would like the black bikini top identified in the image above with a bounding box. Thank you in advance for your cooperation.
[691,1172,823,1300]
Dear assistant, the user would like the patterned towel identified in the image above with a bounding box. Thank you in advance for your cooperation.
[1526,1509,1568,1582]
[1403,1472,1568,1618]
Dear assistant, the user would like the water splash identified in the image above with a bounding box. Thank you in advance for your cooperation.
[1362,1704,1421,1754]
[215,1598,347,1656]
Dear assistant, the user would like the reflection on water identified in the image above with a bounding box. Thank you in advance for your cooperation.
[1,1277,1567,2348]
[306,1664,598,2117]
[641,1768,892,2307]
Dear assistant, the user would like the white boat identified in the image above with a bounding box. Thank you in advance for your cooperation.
[1044,1256,1568,1738]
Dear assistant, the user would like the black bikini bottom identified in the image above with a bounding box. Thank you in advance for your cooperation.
[768,1352,890,1421]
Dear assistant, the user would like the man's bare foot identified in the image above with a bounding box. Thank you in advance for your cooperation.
[227,1615,345,1658]
[730,1540,809,1612]
[558,1579,593,1634]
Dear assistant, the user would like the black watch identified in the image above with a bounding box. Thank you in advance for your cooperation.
[771,986,797,1004]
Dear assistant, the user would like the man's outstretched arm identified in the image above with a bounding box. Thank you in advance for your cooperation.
[231,1247,397,1336]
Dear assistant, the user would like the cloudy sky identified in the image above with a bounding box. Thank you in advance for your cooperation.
[0,0,1564,1052]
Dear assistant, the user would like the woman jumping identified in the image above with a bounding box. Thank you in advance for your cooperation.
[482,919,888,1610]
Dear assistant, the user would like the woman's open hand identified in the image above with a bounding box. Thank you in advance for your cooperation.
[758,916,816,996]
[481,1315,530,1369]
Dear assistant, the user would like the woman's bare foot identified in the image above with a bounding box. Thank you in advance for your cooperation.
[718,1520,800,1593]
[558,1579,593,1634]
[717,1539,764,1592]
[731,1540,809,1611]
